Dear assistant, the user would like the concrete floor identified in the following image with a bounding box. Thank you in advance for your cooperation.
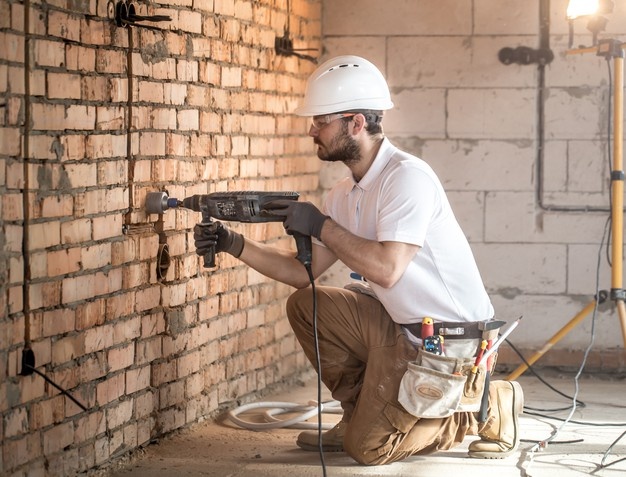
[108,372,626,477]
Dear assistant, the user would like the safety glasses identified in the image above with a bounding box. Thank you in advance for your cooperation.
[311,113,356,130]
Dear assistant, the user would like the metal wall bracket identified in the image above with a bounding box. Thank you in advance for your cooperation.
[109,0,171,28]
[498,46,554,66]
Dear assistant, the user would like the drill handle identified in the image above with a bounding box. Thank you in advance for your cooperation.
[200,217,217,269]
[292,232,312,268]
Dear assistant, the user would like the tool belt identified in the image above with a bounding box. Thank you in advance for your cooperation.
[401,319,492,340]
[398,318,504,419]
[398,348,486,418]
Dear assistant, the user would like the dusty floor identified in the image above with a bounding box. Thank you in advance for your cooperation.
[106,372,626,477]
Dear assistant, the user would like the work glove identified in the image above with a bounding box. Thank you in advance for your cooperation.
[263,200,329,240]
[193,221,245,258]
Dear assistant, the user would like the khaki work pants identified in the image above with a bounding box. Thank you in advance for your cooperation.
[286,286,482,465]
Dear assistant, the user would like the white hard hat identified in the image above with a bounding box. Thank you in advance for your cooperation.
[294,55,394,116]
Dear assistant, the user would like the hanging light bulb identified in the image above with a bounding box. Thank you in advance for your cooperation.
[567,0,600,20]
[567,0,614,47]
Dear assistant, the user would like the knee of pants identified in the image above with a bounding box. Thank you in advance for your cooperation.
[343,438,386,466]
[286,288,312,324]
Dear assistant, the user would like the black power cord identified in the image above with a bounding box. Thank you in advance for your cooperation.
[20,348,88,411]
[304,263,327,477]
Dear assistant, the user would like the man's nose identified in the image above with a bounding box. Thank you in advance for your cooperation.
[308,124,318,137]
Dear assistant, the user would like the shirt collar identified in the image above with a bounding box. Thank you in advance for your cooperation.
[349,137,395,191]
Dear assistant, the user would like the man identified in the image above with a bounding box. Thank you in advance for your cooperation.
[194,55,523,465]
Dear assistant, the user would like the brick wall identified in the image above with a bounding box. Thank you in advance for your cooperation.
[320,0,626,370]
[1,0,321,474]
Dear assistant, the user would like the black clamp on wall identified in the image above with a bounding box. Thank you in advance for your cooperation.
[498,46,554,66]
[275,31,318,63]
[109,0,171,28]
[597,39,625,59]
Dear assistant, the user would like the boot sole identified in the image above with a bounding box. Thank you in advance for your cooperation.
[296,439,344,453]
[469,381,524,459]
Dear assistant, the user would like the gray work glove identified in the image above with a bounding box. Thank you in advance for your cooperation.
[263,200,329,240]
[193,221,245,258]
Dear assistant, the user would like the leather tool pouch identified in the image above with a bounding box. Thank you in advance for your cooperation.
[398,349,487,418]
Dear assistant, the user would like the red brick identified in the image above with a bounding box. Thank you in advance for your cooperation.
[109,77,128,102]
[2,432,42,468]
[164,83,187,105]
[76,189,108,215]
[51,334,85,365]
[47,447,80,476]
[27,221,61,250]
[29,395,65,430]
[81,17,111,45]
[138,131,166,156]
[94,435,109,465]
[184,372,204,398]
[43,421,74,455]
[135,336,162,365]
[134,390,156,419]
[63,163,97,188]
[75,299,106,330]
[96,105,126,130]
[125,365,150,394]
[96,373,125,405]
[40,194,74,218]
[66,105,97,130]
[122,262,150,289]
[140,312,165,338]
[18,372,45,404]
[92,214,123,240]
[106,398,133,429]
[123,422,138,449]
[28,280,62,310]
[66,44,96,72]
[43,307,75,337]
[159,381,184,408]
[4,406,28,438]
[161,283,186,307]
[152,57,177,81]
[81,243,111,270]
[111,237,138,266]
[106,293,135,322]
[177,109,199,131]
[135,286,161,313]
[84,324,113,353]
[95,49,125,74]
[1,32,25,63]
[47,248,81,276]
[74,410,105,443]
[48,10,81,42]
[178,9,202,33]
[2,192,23,220]
[107,343,134,372]
[61,219,91,245]
[48,72,81,99]
[177,351,200,377]
[138,80,164,103]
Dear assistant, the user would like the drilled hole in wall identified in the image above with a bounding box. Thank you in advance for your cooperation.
[157,243,170,281]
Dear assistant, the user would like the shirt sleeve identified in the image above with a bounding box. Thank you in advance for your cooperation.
[376,163,440,246]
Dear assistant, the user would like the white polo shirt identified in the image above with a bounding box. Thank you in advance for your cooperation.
[322,138,494,324]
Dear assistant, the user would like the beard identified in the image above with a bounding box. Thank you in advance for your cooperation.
[315,126,361,166]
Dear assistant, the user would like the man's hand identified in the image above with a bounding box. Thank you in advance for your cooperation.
[263,200,329,240]
[193,221,245,258]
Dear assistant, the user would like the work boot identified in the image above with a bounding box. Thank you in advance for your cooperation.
[468,380,524,459]
[296,420,347,452]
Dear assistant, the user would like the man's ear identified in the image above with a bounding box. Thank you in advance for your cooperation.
[351,113,366,135]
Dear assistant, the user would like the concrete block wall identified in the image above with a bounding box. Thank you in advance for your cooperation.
[321,0,626,369]
[0,0,321,475]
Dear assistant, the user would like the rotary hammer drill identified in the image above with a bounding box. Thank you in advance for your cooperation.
[145,191,313,268]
